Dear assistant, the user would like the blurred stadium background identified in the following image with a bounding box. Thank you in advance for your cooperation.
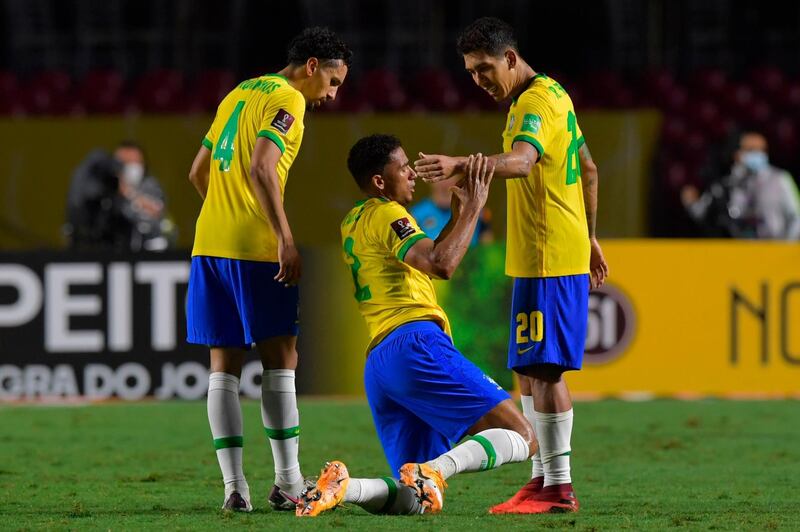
[0,0,800,529]
[0,1,799,528]
[1,0,797,399]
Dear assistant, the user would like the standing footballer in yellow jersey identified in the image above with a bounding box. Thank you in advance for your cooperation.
[298,135,541,517]
[415,18,610,514]
[185,27,351,513]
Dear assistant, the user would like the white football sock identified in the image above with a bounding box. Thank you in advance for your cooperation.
[261,369,303,494]
[345,477,423,515]
[426,428,530,480]
[520,395,544,479]
[207,372,248,495]
[535,409,573,487]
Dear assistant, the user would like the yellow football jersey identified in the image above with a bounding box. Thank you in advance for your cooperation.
[502,74,590,277]
[192,74,306,261]
[340,197,452,351]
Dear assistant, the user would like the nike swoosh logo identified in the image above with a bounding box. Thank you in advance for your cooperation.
[517,346,535,355]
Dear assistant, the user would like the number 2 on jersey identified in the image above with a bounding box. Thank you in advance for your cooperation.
[343,237,372,302]
[213,100,245,172]
[565,110,580,185]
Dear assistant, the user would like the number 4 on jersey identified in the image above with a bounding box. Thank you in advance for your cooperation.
[213,100,245,172]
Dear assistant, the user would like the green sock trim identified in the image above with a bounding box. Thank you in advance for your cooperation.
[469,434,497,470]
[264,426,300,440]
[378,477,398,513]
[560,451,571,456]
[213,436,243,450]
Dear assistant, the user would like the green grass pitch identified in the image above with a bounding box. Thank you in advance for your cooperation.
[1,399,798,530]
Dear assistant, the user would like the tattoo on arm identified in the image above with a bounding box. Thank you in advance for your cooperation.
[579,143,598,237]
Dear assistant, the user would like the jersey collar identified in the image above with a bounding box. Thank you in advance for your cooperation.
[511,73,547,105]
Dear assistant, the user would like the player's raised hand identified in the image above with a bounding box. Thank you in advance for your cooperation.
[589,237,609,290]
[414,152,462,183]
[451,153,494,213]
[275,241,302,286]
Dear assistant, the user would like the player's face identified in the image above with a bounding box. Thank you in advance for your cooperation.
[305,59,348,109]
[379,147,417,206]
[463,51,515,102]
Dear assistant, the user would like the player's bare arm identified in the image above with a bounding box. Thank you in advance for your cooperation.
[414,141,538,183]
[404,154,493,279]
[579,142,609,289]
[432,192,463,245]
[250,136,302,285]
[188,145,211,199]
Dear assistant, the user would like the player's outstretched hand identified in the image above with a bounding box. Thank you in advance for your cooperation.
[589,237,609,290]
[414,152,462,183]
[450,153,494,213]
[275,241,302,286]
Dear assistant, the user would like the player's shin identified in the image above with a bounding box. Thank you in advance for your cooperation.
[535,409,573,486]
[426,428,530,479]
[261,369,304,495]
[345,477,423,515]
[520,395,545,479]
[208,372,248,496]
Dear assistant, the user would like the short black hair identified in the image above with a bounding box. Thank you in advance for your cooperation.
[287,27,352,68]
[456,17,518,57]
[347,134,402,190]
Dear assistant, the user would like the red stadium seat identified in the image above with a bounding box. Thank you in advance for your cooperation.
[690,68,728,99]
[749,65,785,99]
[79,70,127,114]
[192,69,237,112]
[0,71,23,115]
[134,69,186,113]
[20,70,81,115]
[357,69,408,111]
[409,69,461,111]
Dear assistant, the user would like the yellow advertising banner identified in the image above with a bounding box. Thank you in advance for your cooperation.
[296,240,800,397]
[570,240,800,397]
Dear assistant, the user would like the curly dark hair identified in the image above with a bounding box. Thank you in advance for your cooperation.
[347,134,402,190]
[456,17,518,57]
[287,27,352,67]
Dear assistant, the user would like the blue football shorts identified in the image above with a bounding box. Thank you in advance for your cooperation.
[507,274,589,372]
[186,256,299,347]
[364,320,510,477]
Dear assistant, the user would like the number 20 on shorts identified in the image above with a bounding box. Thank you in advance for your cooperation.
[516,311,544,343]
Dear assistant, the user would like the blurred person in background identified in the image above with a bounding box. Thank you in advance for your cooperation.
[114,141,177,251]
[681,131,800,240]
[410,177,493,245]
[64,140,175,251]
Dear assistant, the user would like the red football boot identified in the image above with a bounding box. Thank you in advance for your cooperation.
[488,476,544,514]
[504,482,579,514]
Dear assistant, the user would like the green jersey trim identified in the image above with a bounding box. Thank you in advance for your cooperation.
[397,233,428,261]
[512,73,547,104]
[512,134,545,158]
[258,130,286,154]
[577,135,585,148]
[265,73,289,82]
[201,137,213,150]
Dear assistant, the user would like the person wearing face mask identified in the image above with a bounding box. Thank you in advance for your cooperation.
[114,140,176,251]
[682,131,800,239]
